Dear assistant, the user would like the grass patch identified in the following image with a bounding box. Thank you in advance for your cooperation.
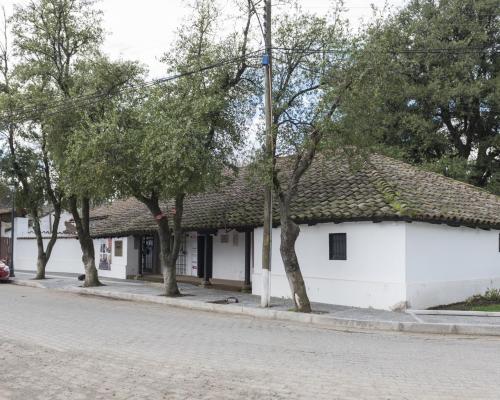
[465,304,500,312]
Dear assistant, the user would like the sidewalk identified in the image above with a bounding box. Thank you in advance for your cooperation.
[10,271,500,337]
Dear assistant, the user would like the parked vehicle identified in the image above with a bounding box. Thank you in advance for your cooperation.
[0,260,10,281]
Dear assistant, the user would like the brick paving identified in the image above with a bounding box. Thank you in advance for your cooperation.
[1,284,500,399]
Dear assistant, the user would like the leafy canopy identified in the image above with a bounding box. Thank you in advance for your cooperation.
[339,0,499,193]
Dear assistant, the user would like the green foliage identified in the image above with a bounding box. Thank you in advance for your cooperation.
[0,4,58,216]
[8,0,140,206]
[80,0,256,204]
[271,2,353,153]
[463,288,500,308]
[340,0,499,193]
[250,1,358,187]
[12,0,103,89]
[58,58,143,200]
[0,174,11,206]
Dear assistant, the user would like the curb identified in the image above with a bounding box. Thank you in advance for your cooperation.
[9,279,46,289]
[11,279,500,337]
[54,285,500,337]
[408,309,500,318]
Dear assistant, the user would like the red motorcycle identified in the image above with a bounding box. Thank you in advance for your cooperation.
[0,259,10,281]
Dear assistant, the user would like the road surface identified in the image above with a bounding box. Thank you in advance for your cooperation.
[1,284,499,399]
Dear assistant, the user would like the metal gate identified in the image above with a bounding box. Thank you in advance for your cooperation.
[141,235,155,274]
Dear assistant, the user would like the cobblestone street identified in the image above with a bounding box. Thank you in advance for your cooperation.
[1,284,500,400]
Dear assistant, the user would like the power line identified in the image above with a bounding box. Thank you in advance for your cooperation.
[273,47,498,55]
[1,45,497,124]
[1,49,265,124]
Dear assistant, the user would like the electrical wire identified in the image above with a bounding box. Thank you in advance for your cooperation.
[273,47,498,55]
[1,44,497,124]
[0,49,265,124]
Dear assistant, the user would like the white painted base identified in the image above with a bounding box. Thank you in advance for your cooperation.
[261,268,271,307]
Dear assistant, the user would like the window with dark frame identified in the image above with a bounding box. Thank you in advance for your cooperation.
[329,233,347,260]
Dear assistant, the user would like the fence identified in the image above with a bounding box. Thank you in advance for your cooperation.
[0,237,11,262]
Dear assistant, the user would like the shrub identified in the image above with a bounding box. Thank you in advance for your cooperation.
[484,288,500,302]
[465,288,500,305]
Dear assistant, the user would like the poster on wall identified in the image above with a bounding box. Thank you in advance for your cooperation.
[99,238,112,270]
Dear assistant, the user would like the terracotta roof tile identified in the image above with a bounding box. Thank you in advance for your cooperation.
[90,153,500,237]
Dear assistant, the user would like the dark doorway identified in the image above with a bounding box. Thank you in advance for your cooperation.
[0,237,11,262]
[197,234,213,279]
[141,235,155,274]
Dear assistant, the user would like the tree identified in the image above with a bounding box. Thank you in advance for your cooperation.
[11,0,109,286]
[65,0,257,296]
[340,0,499,193]
[0,6,62,279]
[257,2,354,312]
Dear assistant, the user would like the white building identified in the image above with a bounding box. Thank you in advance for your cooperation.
[12,154,500,310]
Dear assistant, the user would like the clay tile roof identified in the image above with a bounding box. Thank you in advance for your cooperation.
[90,153,500,238]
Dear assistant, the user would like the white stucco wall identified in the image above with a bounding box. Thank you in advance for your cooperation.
[15,237,84,274]
[405,223,500,309]
[14,218,29,237]
[212,229,247,281]
[252,221,407,310]
[94,236,139,279]
[14,215,135,280]
[15,212,75,237]
[37,212,75,235]
[12,211,500,310]
[126,236,140,276]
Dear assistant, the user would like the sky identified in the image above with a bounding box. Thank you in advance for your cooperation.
[0,0,407,79]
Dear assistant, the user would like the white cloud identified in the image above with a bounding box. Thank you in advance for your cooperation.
[1,0,406,78]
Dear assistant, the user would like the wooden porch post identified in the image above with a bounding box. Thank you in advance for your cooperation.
[200,233,211,287]
[242,230,252,293]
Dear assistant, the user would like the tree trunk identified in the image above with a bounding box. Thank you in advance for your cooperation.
[279,200,312,313]
[137,192,184,297]
[82,239,100,287]
[33,210,47,280]
[469,142,492,187]
[35,253,47,280]
[31,206,61,280]
[69,196,101,287]
[158,222,180,296]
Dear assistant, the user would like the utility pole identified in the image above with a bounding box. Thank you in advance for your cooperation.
[9,183,15,277]
[261,0,272,308]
